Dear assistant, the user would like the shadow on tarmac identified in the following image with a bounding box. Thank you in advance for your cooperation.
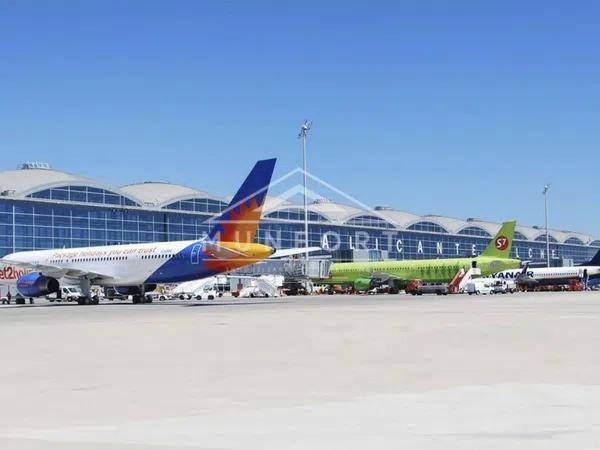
[183,300,289,307]
[0,299,289,309]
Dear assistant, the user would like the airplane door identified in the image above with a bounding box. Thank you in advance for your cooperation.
[190,244,202,265]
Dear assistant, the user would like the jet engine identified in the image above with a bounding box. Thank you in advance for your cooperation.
[17,273,60,297]
[353,278,373,292]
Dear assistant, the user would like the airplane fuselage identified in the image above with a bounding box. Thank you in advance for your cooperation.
[328,256,521,284]
[491,266,600,286]
[4,239,273,287]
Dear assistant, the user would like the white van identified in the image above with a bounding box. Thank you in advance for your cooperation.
[46,286,83,302]
[194,283,221,300]
[466,280,493,295]
[491,279,517,294]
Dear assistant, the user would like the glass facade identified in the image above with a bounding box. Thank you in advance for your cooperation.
[0,195,597,266]
[163,198,228,214]
[0,199,211,256]
[264,208,329,222]
[457,226,491,237]
[344,215,395,229]
[407,221,448,234]
[535,233,558,243]
[28,185,139,207]
[564,237,584,245]
[257,218,598,266]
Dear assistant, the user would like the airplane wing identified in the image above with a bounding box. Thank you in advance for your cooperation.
[369,271,405,283]
[60,269,117,283]
[269,247,323,259]
[0,258,116,283]
[1,258,63,275]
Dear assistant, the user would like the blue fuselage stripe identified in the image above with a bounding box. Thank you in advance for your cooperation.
[144,241,218,284]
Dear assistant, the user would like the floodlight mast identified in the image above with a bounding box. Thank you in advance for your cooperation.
[298,120,312,276]
[543,184,551,268]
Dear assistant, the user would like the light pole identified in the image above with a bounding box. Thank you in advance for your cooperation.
[298,120,312,276]
[543,184,551,268]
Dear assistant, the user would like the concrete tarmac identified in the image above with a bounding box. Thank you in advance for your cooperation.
[1,292,600,449]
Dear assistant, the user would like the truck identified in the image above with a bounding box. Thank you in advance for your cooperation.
[406,280,449,296]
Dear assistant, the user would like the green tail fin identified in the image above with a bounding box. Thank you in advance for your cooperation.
[482,221,516,258]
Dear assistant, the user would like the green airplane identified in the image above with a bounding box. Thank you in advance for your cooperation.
[326,221,520,291]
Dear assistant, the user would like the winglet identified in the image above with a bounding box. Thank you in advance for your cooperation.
[481,220,516,258]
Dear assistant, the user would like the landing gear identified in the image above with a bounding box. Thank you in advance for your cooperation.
[76,296,99,305]
[132,295,153,304]
[75,277,99,305]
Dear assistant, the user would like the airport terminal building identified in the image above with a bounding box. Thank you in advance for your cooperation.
[1,163,598,266]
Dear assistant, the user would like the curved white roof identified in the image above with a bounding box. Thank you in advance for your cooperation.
[252,197,599,244]
[0,167,143,205]
[0,166,597,244]
[263,196,296,212]
[374,209,422,228]
[0,168,114,196]
[306,201,364,223]
[120,182,227,207]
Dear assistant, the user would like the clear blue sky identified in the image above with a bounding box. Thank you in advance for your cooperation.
[1,0,598,235]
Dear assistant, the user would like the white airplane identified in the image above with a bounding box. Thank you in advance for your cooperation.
[0,158,320,304]
[490,249,600,288]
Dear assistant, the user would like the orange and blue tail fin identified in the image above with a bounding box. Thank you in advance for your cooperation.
[208,158,276,243]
